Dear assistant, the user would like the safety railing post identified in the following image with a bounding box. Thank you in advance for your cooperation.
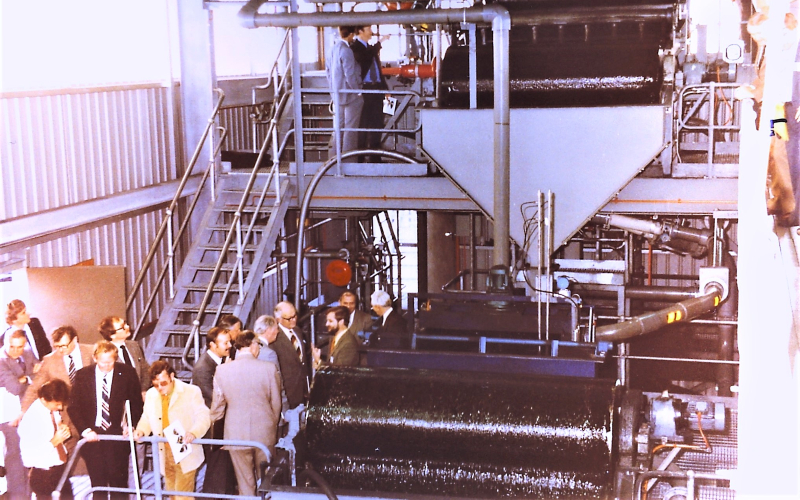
[236,216,245,305]
[166,210,175,299]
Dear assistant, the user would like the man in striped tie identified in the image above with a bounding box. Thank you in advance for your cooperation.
[68,341,143,499]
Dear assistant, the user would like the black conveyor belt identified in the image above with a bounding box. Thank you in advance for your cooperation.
[306,367,618,498]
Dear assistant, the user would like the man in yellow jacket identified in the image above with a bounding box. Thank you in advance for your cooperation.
[134,360,210,499]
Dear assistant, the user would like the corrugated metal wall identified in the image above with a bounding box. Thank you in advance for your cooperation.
[1,83,179,328]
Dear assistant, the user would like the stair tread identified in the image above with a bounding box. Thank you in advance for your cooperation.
[183,283,241,292]
[171,303,236,312]
[154,346,193,356]
[205,224,267,231]
[197,244,258,252]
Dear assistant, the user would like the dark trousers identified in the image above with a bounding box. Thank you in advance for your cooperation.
[358,91,385,162]
[30,464,73,499]
[81,439,129,499]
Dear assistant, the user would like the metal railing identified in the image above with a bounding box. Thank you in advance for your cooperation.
[127,88,227,340]
[182,89,294,368]
[54,434,271,500]
[675,82,740,171]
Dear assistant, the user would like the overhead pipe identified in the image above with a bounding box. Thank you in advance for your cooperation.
[239,1,512,299]
[595,283,724,342]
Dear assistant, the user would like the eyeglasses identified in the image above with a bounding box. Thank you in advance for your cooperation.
[153,379,172,388]
[114,323,130,333]
[53,342,72,350]
[282,314,297,321]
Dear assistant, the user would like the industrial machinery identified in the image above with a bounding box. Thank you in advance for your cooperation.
[235,0,745,496]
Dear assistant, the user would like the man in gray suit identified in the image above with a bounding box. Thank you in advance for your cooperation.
[326,25,363,155]
[0,330,36,498]
[210,331,282,496]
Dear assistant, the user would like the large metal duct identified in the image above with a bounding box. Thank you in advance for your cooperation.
[306,367,619,498]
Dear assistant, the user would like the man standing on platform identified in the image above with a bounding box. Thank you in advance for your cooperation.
[327,26,363,156]
[339,291,373,343]
[351,25,390,163]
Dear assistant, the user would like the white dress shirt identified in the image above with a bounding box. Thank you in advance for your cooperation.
[62,348,84,374]
[278,325,303,358]
[381,307,393,326]
[18,398,64,469]
[94,368,114,428]
[206,350,224,365]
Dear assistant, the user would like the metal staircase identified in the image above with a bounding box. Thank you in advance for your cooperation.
[147,174,293,374]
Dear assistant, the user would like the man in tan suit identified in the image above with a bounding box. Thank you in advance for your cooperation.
[21,325,93,478]
[135,361,210,500]
[340,291,373,343]
[210,331,281,496]
[22,325,93,411]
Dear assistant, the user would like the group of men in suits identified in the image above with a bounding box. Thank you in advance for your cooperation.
[326,24,389,160]
[1,313,151,499]
[0,290,409,499]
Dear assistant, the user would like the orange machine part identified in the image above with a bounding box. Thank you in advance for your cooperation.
[382,62,436,79]
[325,259,353,287]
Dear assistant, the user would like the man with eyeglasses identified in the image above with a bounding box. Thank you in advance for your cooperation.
[22,325,93,411]
[98,316,150,399]
[135,361,210,500]
[21,325,93,483]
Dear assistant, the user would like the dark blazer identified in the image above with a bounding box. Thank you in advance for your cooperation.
[1,318,52,361]
[68,362,143,435]
[328,331,360,366]
[371,309,410,349]
[350,39,388,89]
[192,351,219,408]
[0,349,37,397]
[269,333,306,409]
[347,310,374,343]
[120,339,150,392]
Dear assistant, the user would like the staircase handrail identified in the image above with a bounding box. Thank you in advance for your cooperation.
[130,127,229,341]
[126,88,225,325]
[182,90,294,368]
[252,31,293,151]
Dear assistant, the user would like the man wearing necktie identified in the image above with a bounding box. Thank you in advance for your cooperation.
[0,330,37,498]
[18,379,73,498]
[98,316,151,399]
[22,325,94,481]
[351,25,390,163]
[68,341,143,499]
[274,301,309,396]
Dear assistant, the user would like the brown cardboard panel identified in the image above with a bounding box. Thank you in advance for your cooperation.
[25,266,126,345]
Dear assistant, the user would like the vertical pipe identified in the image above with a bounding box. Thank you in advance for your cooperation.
[491,11,510,271]
[316,257,323,302]
[396,210,403,305]
[708,82,715,176]
[469,213,477,290]
[167,210,175,299]
[717,262,736,396]
[537,190,543,340]
[545,190,553,340]
[290,20,306,195]
[617,287,629,387]
[468,23,477,109]
[418,212,429,295]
